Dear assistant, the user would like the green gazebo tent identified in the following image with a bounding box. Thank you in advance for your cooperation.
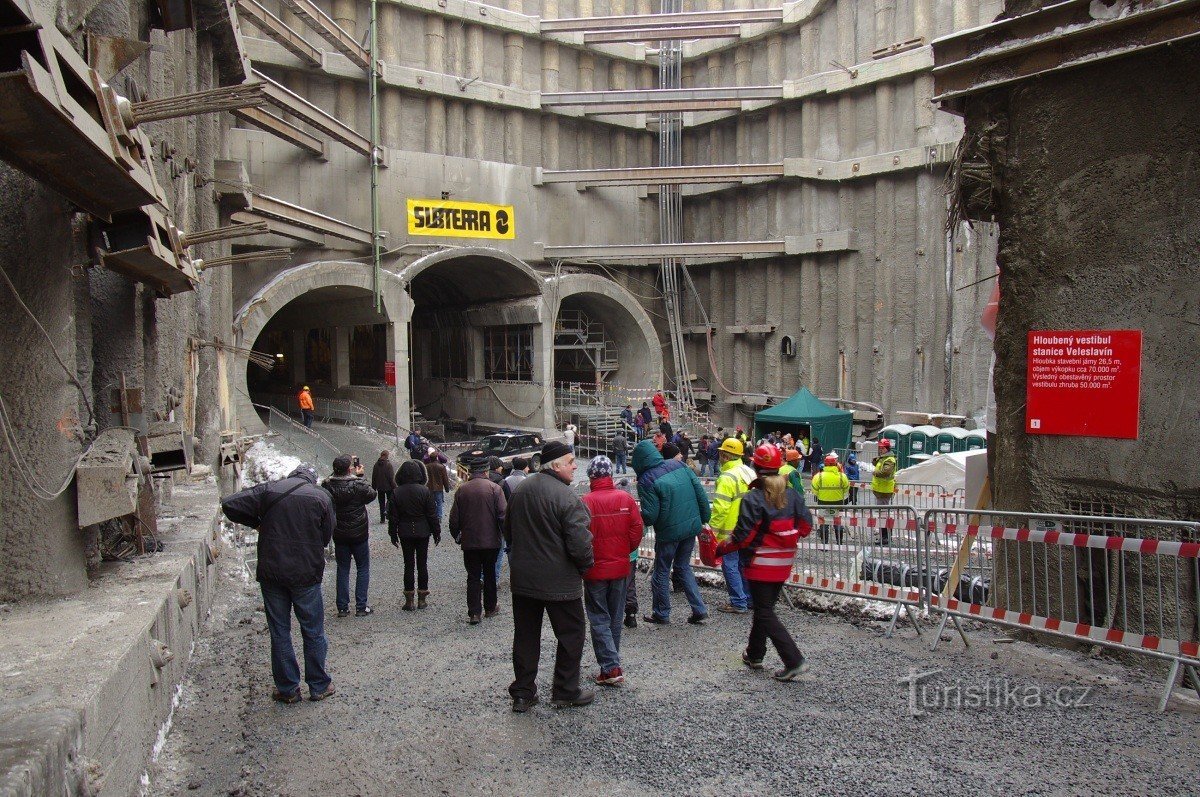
[753,388,853,453]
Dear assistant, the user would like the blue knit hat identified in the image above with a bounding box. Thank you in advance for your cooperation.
[587,455,613,480]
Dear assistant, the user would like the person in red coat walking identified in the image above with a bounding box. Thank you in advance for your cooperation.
[705,443,814,682]
[581,456,644,686]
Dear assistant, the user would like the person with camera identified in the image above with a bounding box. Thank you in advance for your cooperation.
[322,455,378,617]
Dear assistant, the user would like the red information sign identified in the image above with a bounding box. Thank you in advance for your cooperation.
[383,360,396,387]
[1025,330,1141,439]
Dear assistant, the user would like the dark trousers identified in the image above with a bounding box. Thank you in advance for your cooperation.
[377,491,389,522]
[625,565,638,615]
[746,580,802,669]
[462,548,499,616]
[400,536,430,591]
[509,593,586,701]
[301,409,314,428]
[334,539,370,612]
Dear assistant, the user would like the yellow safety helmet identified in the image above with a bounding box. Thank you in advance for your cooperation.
[718,438,744,456]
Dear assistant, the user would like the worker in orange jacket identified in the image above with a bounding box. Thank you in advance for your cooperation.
[298,385,315,428]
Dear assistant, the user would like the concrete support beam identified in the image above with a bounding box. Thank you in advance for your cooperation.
[542,85,783,108]
[231,106,328,158]
[230,211,328,247]
[583,24,740,43]
[248,193,375,246]
[332,326,351,388]
[540,7,782,33]
[254,68,372,155]
[277,0,370,69]
[537,162,784,186]
[544,234,859,262]
[236,0,323,67]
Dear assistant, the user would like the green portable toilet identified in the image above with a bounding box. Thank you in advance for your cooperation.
[935,427,969,454]
[966,429,988,451]
[908,425,940,465]
[880,424,912,468]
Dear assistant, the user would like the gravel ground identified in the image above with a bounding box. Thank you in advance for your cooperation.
[148,508,1200,797]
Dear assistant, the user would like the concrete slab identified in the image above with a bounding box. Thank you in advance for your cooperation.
[0,480,222,797]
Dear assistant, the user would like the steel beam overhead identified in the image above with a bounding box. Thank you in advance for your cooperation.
[231,211,328,246]
[253,69,371,156]
[538,163,784,185]
[248,193,374,246]
[545,231,856,261]
[932,0,1200,104]
[540,7,781,33]
[583,24,742,43]
[231,106,327,157]
[542,85,782,105]
[236,0,323,66]
[277,0,370,68]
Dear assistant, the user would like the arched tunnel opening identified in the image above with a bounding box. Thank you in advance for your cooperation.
[552,292,658,390]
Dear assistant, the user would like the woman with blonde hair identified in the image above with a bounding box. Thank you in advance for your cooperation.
[702,443,814,681]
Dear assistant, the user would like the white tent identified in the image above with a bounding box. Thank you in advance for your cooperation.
[895,450,975,492]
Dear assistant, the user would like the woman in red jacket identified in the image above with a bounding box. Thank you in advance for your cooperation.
[581,456,644,686]
[710,443,813,681]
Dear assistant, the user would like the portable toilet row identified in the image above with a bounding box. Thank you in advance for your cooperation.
[879,424,987,467]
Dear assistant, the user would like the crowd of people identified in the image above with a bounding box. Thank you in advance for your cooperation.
[222,424,840,710]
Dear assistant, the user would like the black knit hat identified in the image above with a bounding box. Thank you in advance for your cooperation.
[540,440,572,465]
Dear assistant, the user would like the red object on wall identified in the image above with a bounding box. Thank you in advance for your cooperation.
[1025,330,1141,439]
[384,360,396,387]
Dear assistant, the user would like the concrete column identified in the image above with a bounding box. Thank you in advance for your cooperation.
[386,285,412,431]
[503,0,525,163]
[333,325,351,388]
[446,100,465,157]
[578,52,595,168]
[333,0,358,126]
[292,328,307,386]
[425,16,447,153]
[537,302,555,432]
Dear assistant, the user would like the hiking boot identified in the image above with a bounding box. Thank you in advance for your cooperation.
[355,606,373,617]
[741,651,764,670]
[417,590,429,609]
[550,690,595,709]
[468,614,481,625]
[717,604,748,614]
[595,668,625,687]
[310,683,336,701]
[511,696,538,713]
[337,608,350,618]
[402,591,416,611]
[772,660,810,682]
[642,614,668,625]
[271,688,303,704]
[687,613,709,625]
[623,614,637,629]
[484,608,501,618]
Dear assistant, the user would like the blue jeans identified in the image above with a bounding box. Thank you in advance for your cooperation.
[495,544,507,582]
[432,490,445,521]
[721,550,752,609]
[301,409,314,428]
[650,537,706,620]
[261,581,330,696]
[584,578,629,672]
[335,539,370,612]
[613,451,628,474]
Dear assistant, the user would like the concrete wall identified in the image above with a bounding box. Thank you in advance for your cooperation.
[986,42,1200,521]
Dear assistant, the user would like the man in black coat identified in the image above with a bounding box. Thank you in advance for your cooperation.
[221,465,337,703]
[504,441,595,712]
[322,456,378,617]
[371,450,396,522]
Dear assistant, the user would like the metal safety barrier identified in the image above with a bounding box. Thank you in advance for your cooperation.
[922,509,1200,711]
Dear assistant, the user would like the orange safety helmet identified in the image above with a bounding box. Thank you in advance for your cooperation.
[878,439,892,451]
[784,448,801,463]
[824,454,838,467]
[751,443,783,471]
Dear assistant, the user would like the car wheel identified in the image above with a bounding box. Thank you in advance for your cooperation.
[529,455,540,471]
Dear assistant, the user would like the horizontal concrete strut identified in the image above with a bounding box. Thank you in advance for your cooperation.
[236,0,323,66]
[932,0,1200,104]
[231,106,327,157]
[253,68,371,155]
[583,24,742,43]
[248,193,374,245]
[540,7,782,33]
[277,0,370,68]
[537,163,785,185]
[544,231,856,262]
[541,85,784,106]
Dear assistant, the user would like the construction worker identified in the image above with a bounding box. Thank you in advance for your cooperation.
[871,439,899,545]
[298,385,315,429]
[779,448,806,497]
[812,453,851,545]
[710,438,757,614]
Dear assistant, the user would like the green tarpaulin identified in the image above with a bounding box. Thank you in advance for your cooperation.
[753,388,853,452]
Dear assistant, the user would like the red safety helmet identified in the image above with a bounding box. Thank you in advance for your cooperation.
[751,443,783,471]
[878,439,892,451]
[824,454,838,467]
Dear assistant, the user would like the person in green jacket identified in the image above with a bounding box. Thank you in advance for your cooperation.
[871,439,899,545]
[710,438,757,613]
[812,454,850,544]
[632,440,712,625]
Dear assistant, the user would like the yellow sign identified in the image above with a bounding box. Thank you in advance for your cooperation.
[406,199,515,240]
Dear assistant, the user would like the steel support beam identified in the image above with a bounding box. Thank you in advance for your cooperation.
[542,85,782,106]
[932,0,1200,105]
[248,193,374,246]
[540,7,781,33]
[277,0,370,68]
[236,0,323,66]
[583,24,741,43]
[253,68,371,156]
[231,211,328,246]
[545,231,856,262]
[537,162,784,186]
[232,106,327,157]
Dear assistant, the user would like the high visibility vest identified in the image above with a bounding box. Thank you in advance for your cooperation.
[871,455,897,494]
[812,466,849,502]
[744,517,801,583]
[710,460,755,537]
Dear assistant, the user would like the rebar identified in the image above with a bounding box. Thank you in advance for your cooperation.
[180,221,270,248]
[196,248,292,270]
[129,82,267,126]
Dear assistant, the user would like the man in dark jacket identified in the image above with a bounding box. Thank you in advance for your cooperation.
[424,447,452,521]
[371,450,396,523]
[404,430,424,459]
[221,465,336,703]
[449,461,506,625]
[322,456,378,617]
[489,456,513,584]
[390,459,440,610]
[504,441,595,712]
[632,440,712,625]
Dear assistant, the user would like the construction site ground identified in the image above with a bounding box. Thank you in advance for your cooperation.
[147,512,1200,797]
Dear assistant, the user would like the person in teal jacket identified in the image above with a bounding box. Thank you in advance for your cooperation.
[632,440,712,625]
